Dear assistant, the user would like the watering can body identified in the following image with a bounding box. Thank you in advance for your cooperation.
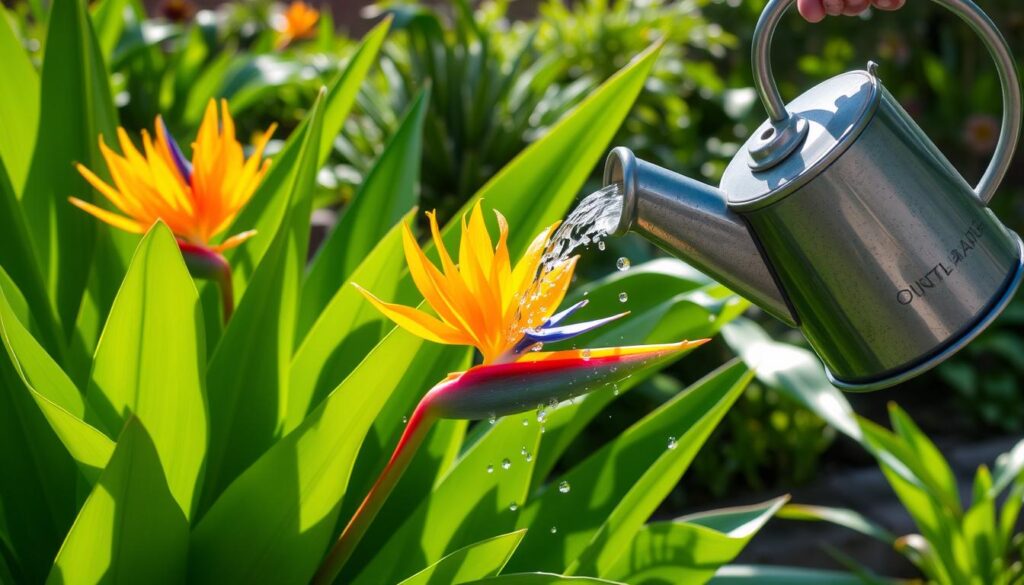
[605,0,1024,391]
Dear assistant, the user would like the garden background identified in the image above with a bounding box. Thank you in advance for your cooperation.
[2,0,1024,581]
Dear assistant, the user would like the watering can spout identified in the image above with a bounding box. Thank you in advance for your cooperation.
[603,147,797,327]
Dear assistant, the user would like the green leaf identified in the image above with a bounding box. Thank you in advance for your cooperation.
[86,222,207,518]
[224,18,390,298]
[90,0,130,59]
[503,361,750,575]
[287,213,414,431]
[464,575,624,585]
[777,504,895,544]
[0,316,77,583]
[0,7,39,195]
[0,155,62,355]
[398,530,526,585]
[441,41,663,258]
[962,466,998,581]
[564,362,754,577]
[350,414,542,585]
[603,497,789,585]
[887,403,960,512]
[201,92,323,509]
[708,565,871,584]
[721,318,861,441]
[21,0,119,341]
[0,273,114,480]
[298,88,428,337]
[189,328,467,584]
[47,418,189,585]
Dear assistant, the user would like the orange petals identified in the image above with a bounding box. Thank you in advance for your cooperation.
[354,284,472,346]
[72,99,273,254]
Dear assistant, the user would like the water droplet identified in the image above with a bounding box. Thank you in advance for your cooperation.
[548,398,559,409]
[550,526,558,534]
[612,384,619,396]
[526,452,533,462]
[402,416,408,424]
[558,480,571,494]
[529,342,544,352]
[487,464,494,474]
[522,418,529,426]
[616,257,630,271]
[597,240,606,251]
[667,436,678,450]
[581,349,591,360]
[509,502,519,511]
[583,290,589,297]
[489,413,496,424]
[540,425,546,434]
[536,409,548,423]
[521,446,528,456]
[502,458,512,470]
[618,292,629,303]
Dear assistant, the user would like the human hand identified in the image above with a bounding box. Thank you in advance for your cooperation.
[797,0,905,22]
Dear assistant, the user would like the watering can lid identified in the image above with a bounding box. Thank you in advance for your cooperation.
[722,68,881,212]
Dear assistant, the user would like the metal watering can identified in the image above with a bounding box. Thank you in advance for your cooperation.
[603,0,1024,391]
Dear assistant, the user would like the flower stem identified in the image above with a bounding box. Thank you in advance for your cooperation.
[313,398,438,585]
[179,242,235,323]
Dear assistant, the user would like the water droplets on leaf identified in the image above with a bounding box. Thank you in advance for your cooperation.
[558,480,571,494]
[401,416,408,424]
[501,458,511,470]
[618,292,628,303]
[550,526,558,534]
[597,240,606,251]
[509,502,519,512]
[581,349,591,360]
[488,413,497,424]
[668,436,678,450]
[616,257,630,271]
[536,409,548,423]
[486,464,494,474]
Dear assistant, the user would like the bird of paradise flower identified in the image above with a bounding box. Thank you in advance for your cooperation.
[70,99,276,320]
[314,201,708,582]
[275,1,320,49]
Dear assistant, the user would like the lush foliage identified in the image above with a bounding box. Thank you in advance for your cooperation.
[0,0,805,582]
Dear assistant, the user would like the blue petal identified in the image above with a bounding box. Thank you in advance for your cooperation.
[160,118,193,182]
[513,311,628,354]
[544,299,588,328]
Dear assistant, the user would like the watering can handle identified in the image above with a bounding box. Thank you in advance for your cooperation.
[751,0,1022,204]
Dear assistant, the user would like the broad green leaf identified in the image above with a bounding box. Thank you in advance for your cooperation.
[721,318,861,441]
[298,88,428,336]
[86,222,207,518]
[0,275,113,480]
[709,565,870,584]
[566,363,754,577]
[22,0,119,340]
[0,7,39,194]
[201,93,323,509]
[0,157,61,354]
[47,419,189,585]
[441,41,663,258]
[777,505,895,544]
[287,213,414,432]
[189,328,466,584]
[887,404,960,509]
[603,497,789,585]
[507,361,751,575]
[351,415,542,585]
[464,575,623,585]
[224,18,390,297]
[963,466,999,582]
[859,418,970,584]
[0,314,77,583]
[398,530,526,585]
